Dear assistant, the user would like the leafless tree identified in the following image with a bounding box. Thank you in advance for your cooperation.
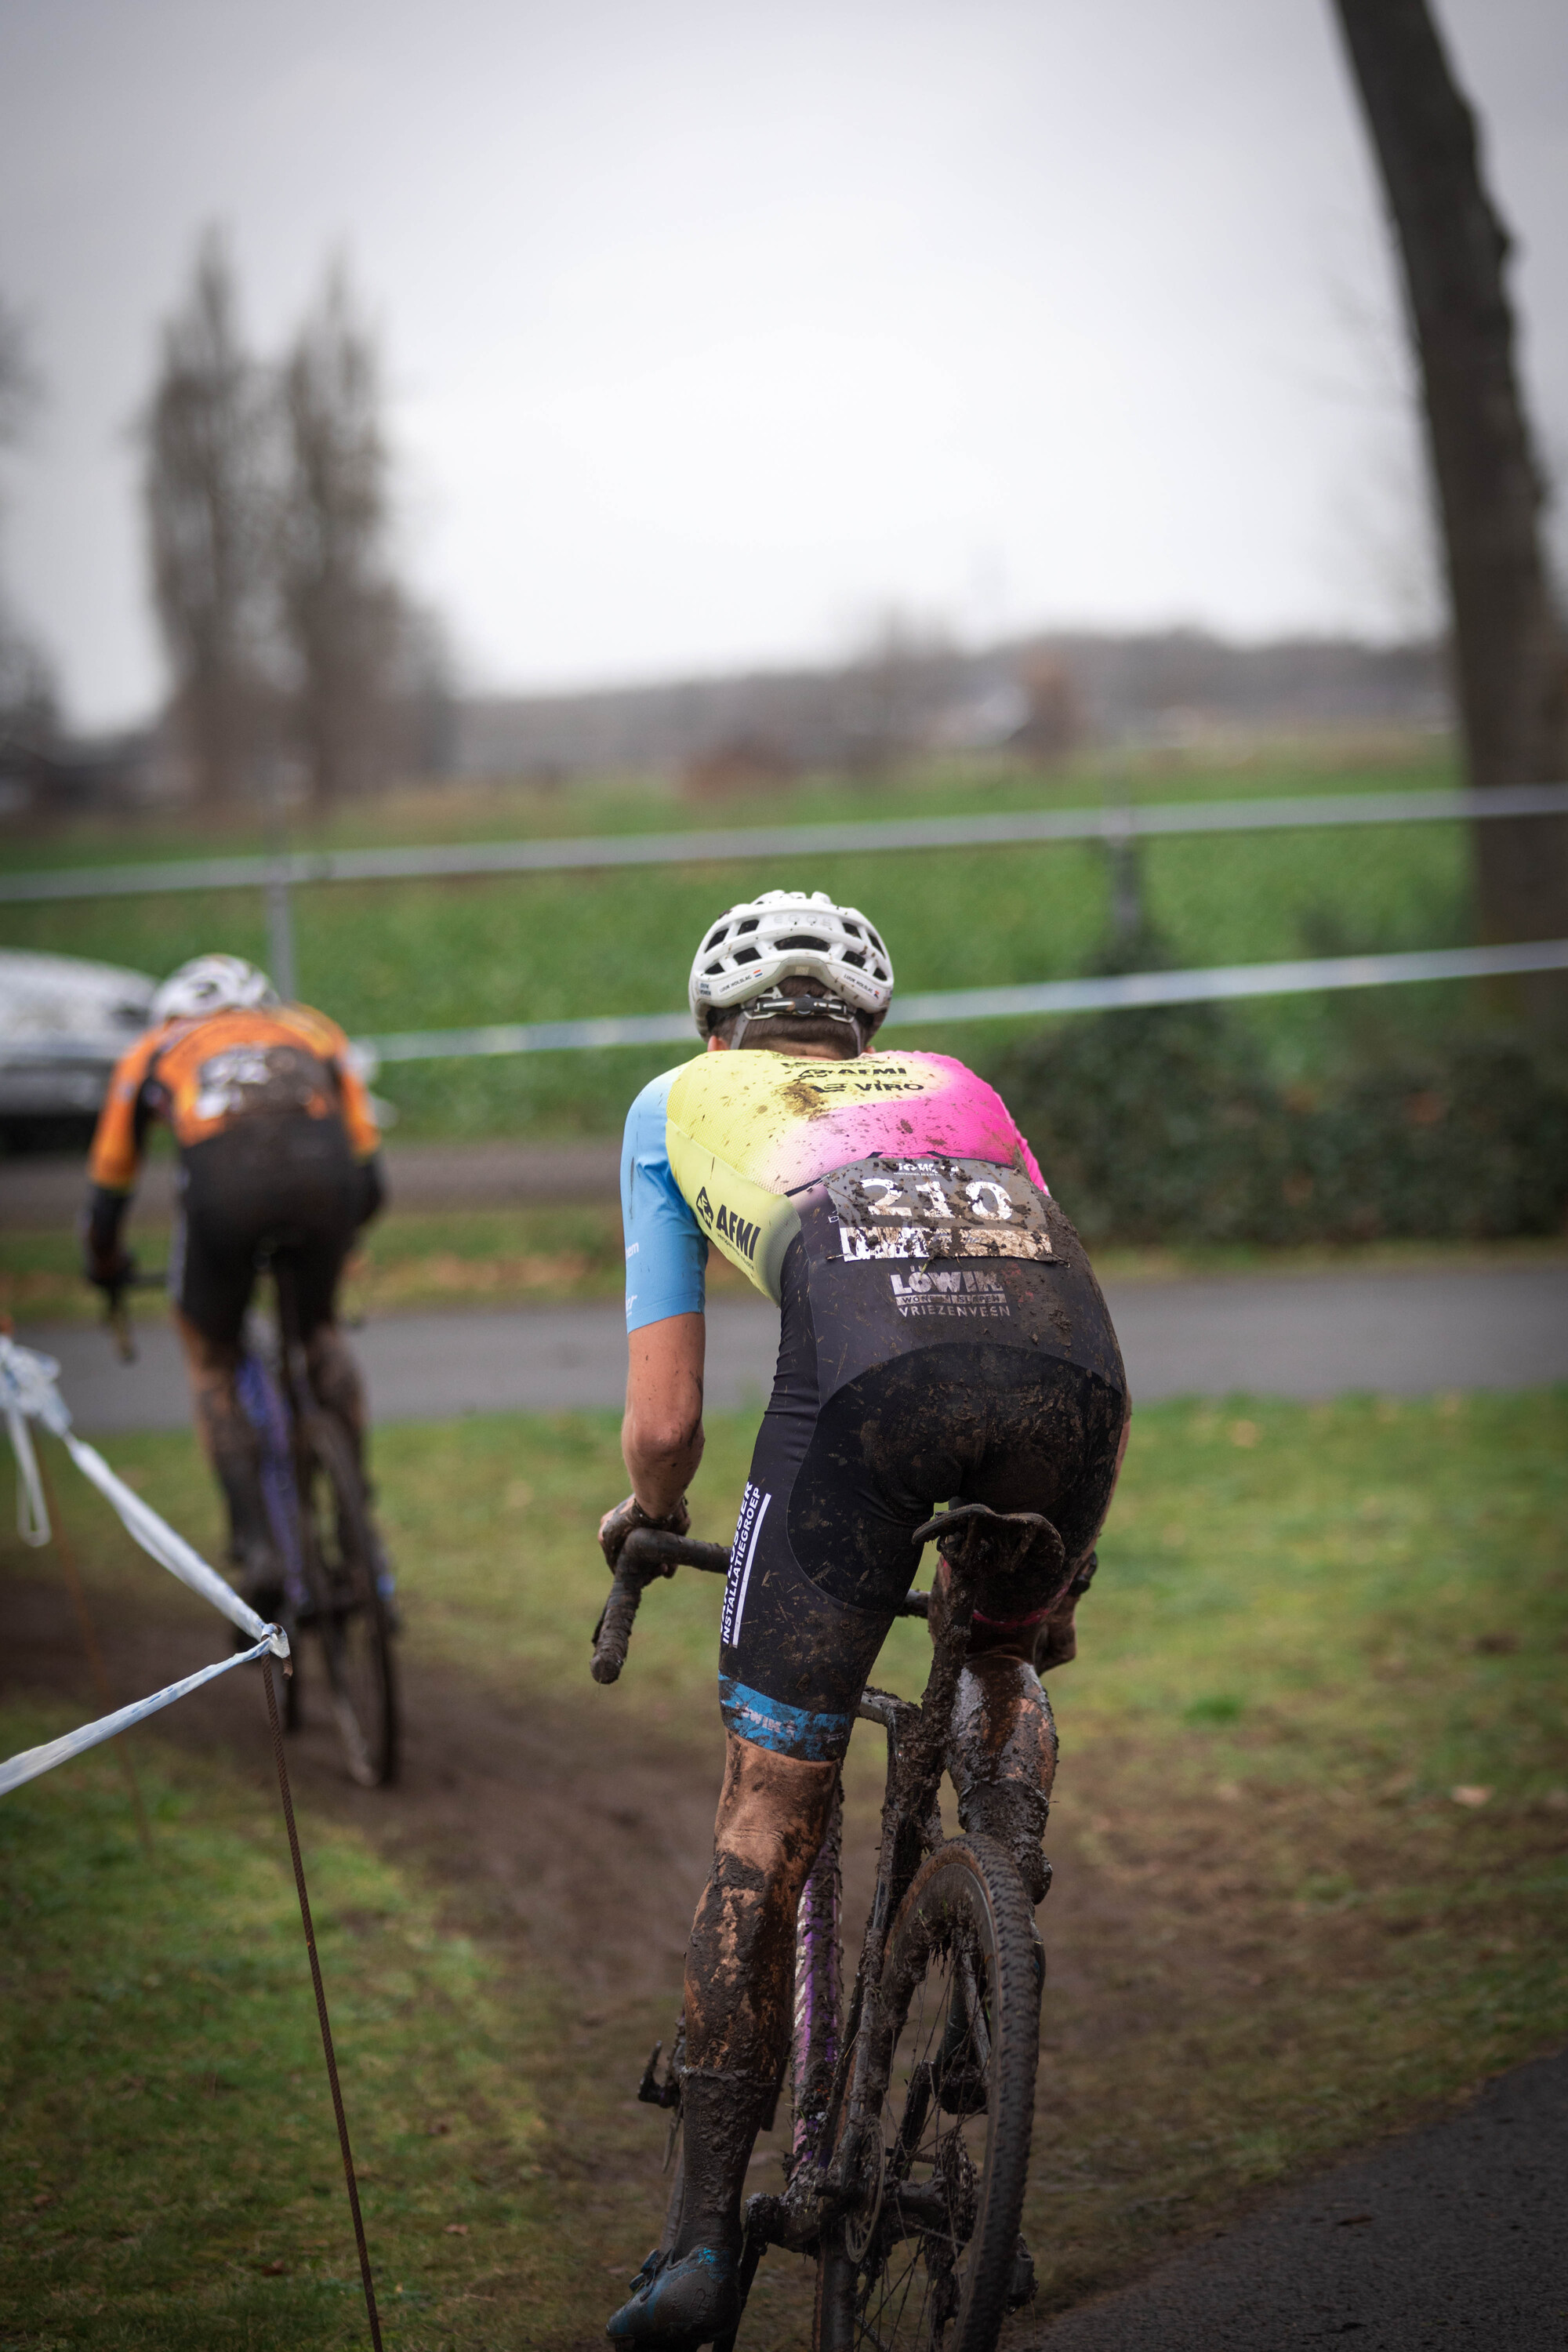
[276,265,401,806]
[143,230,272,811]
[0,295,40,452]
[1331,0,1568,994]
[0,296,60,797]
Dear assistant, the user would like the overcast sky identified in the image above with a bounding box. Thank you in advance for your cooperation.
[1,0,1563,728]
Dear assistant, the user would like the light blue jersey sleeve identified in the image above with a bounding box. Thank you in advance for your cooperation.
[622,1067,708,1334]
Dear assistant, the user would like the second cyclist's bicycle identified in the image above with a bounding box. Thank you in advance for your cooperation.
[105,1248,398,1788]
[592,1501,1058,2352]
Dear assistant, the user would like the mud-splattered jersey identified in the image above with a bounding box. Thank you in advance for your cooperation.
[620,1048,1048,1334]
[89,1003,380,1193]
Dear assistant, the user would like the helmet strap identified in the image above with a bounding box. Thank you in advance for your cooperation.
[728,989,866,1054]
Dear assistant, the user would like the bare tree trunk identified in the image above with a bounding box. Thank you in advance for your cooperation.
[142,232,270,812]
[278,268,397,809]
[1331,0,1568,996]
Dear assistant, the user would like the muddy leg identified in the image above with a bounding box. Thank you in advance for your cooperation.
[608,1737,837,2343]
[677,1733,837,2252]
[303,1322,366,1472]
[940,1565,1060,1904]
[176,1311,279,1602]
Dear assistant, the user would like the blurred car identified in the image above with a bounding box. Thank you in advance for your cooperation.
[0,947,155,1151]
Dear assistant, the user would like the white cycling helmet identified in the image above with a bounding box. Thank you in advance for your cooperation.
[151,953,279,1025]
[688,889,894,1040]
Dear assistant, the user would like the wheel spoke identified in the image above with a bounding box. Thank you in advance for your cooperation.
[818,1842,1038,2352]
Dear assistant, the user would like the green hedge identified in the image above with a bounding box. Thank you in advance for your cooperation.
[997,1003,1568,1245]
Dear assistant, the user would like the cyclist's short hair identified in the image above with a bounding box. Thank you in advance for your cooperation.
[705,979,879,1057]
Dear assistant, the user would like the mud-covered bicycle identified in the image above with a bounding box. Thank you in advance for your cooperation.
[103,1250,398,1788]
[590,1503,1055,2352]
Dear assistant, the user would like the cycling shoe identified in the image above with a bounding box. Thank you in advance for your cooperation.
[605,2243,738,2350]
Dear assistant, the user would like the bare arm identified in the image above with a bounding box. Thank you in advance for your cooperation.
[622,1311,706,1516]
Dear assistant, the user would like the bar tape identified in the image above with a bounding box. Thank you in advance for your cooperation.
[0,1334,288,1798]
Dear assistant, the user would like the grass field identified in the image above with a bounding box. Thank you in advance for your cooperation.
[0,742,1474,1139]
[4,1385,1565,2347]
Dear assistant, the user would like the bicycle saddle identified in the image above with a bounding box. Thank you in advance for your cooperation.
[910,1500,1066,1588]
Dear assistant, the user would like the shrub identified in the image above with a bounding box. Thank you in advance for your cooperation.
[997,1014,1568,1247]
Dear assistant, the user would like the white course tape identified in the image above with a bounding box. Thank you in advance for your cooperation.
[0,1633,278,1796]
[0,1334,289,1800]
[6,1404,49,1548]
[61,1428,278,1646]
[0,1334,283,1652]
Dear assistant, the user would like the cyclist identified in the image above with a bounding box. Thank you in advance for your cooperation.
[602,890,1129,2348]
[82,953,385,1617]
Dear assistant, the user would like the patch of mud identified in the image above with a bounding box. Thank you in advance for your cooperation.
[2,1575,723,2001]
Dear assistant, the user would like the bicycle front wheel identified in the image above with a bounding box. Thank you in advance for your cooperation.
[297,1413,398,1788]
[815,1836,1040,2352]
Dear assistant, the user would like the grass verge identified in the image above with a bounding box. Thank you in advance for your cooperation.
[6,1203,1564,1327]
[3,1385,1565,2341]
[0,1711,569,2349]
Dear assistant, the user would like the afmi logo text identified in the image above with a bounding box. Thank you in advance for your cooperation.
[890,1268,1010,1317]
[696,1185,760,1263]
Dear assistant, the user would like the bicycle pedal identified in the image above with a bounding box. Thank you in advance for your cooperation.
[1007,2233,1037,2309]
[637,2038,681,2109]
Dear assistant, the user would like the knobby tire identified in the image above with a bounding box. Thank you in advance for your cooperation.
[814,1836,1040,2352]
[297,1412,398,1788]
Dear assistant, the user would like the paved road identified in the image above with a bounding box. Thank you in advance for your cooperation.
[1037,2045,1567,2350]
[20,1263,1567,1434]
[0,1139,622,1225]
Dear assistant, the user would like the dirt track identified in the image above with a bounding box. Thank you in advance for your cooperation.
[9,1572,1565,2350]
[4,1563,1181,2347]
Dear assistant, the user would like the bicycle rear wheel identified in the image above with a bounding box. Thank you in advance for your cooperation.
[297,1412,398,1787]
[815,1836,1039,2352]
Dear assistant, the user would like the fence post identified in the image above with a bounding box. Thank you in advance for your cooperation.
[266,866,297,1004]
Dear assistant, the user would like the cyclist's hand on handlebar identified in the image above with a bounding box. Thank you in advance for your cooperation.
[598,1491,691,1572]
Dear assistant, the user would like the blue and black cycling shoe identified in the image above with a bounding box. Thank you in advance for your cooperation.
[604,2242,739,2350]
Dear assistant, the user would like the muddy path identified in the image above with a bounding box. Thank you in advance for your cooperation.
[12,1568,1538,2349]
[2,1571,1154,2035]
[4,1572,727,2005]
[5,1570,1170,2340]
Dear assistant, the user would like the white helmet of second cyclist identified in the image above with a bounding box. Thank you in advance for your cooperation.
[688,889,894,1033]
[151,953,279,1025]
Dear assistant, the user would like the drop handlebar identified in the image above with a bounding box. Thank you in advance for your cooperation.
[590,1526,929,1686]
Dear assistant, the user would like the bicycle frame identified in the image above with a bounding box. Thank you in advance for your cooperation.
[739,1548,982,2263]
[606,1505,1048,2285]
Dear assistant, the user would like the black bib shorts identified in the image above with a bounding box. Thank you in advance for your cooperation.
[172,1109,363,1346]
[716,1163,1127,1762]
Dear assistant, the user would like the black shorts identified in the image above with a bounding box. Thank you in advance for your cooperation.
[717,1185,1127,1762]
[171,1112,362,1345]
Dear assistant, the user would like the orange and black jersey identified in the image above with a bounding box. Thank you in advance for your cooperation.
[89,1003,380,1196]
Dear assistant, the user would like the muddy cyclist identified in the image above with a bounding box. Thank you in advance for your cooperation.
[82,953,386,1624]
[600,889,1130,2349]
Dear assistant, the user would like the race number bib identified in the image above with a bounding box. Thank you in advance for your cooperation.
[823,1155,1054,1263]
[191,1044,333,1125]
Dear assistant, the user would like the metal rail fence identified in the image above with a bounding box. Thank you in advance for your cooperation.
[3,781,1567,904]
[360,938,1568,1062]
[5,782,1565,1069]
